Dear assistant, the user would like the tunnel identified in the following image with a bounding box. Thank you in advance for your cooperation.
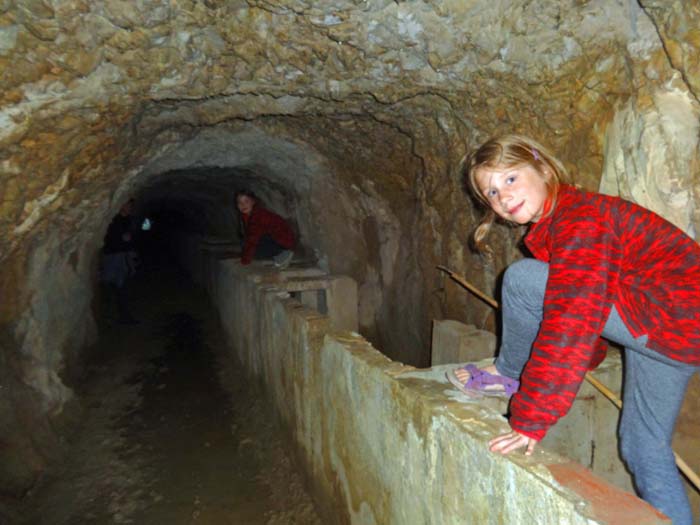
[1,1,700,523]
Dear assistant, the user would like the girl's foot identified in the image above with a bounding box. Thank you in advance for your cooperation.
[273,250,294,269]
[447,364,519,397]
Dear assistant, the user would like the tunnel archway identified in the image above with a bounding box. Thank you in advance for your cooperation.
[117,122,428,363]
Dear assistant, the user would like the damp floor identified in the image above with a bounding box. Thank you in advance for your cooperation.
[17,257,321,525]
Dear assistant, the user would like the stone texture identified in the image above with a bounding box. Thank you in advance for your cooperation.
[0,0,699,501]
[205,250,669,524]
[600,86,700,237]
[640,0,700,99]
[430,319,496,366]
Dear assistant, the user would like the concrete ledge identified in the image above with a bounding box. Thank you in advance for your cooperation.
[431,319,496,365]
[205,252,668,524]
[432,318,634,493]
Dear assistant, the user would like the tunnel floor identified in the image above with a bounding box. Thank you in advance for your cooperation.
[19,259,321,524]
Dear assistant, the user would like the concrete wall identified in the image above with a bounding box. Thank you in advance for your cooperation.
[184,238,668,524]
[431,320,497,366]
[430,320,634,493]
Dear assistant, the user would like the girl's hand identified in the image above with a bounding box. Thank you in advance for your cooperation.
[488,431,537,456]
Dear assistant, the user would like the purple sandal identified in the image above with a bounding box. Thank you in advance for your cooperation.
[447,364,519,398]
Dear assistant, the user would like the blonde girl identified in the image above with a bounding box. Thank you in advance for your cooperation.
[449,134,700,525]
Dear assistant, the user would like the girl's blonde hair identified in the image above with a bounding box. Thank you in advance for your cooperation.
[463,134,568,253]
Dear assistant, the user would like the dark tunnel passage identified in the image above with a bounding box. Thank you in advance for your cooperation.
[14,225,323,524]
[6,160,337,523]
[135,167,300,246]
[8,141,425,523]
[121,124,431,369]
[9,139,423,522]
[127,166,307,282]
[0,121,437,521]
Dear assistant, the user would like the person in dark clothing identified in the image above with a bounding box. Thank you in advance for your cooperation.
[235,190,295,268]
[101,199,139,324]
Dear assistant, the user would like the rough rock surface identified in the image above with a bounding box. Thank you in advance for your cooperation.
[0,0,698,500]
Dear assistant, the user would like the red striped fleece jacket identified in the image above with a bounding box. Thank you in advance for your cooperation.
[240,206,295,265]
[511,185,700,441]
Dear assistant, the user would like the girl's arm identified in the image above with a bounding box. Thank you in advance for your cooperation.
[240,213,265,264]
[510,203,620,441]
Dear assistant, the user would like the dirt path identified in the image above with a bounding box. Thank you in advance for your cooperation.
[19,263,321,525]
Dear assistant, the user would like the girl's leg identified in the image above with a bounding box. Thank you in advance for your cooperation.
[617,349,695,525]
[254,235,285,259]
[475,257,696,522]
[494,258,549,379]
[603,308,696,525]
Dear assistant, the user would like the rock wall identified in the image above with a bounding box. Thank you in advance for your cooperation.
[601,87,700,236]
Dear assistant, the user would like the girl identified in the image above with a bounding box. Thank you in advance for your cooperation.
[449,134,700,525]
[235,190,296,268]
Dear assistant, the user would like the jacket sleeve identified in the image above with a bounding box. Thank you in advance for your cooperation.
[240,213,265,264]
[510,206,620,441]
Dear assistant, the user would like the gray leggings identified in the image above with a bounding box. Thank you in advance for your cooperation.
[495,258,698,525]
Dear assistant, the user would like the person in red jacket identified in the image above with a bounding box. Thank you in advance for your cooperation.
[447,134,700,525]
[235,190,295,268]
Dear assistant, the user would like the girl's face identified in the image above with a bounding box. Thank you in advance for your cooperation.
[236,195,255,215]
[475,164,550,224]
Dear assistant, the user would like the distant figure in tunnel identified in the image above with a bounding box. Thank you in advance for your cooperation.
[101,198,140,324]
[447,134,700,525]
[235,189,295,268]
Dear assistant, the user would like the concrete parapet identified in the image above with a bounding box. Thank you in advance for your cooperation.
[541,352,633,492]
[208,256,668,524]
[323,275,358,333]
[265,272,358,333]
[430,319,632,492]
[431,319,497,365]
